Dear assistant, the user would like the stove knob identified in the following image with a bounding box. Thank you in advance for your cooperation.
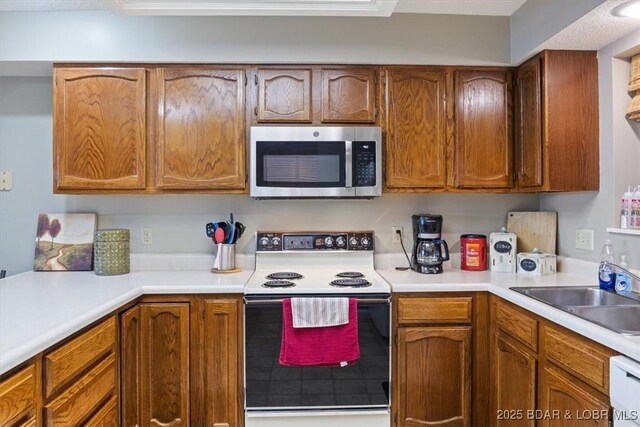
[259,237,269,247]
[271,236,281,247]
[349,237,359,247]
[336,236,346,248]
[360,236,371,248]
[324,236,334,247]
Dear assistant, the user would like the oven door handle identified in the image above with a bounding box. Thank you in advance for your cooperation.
[244,297,391,305]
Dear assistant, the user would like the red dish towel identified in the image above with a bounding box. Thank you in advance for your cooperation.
[279,298,360,367]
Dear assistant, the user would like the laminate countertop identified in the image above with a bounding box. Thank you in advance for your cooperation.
[0,269,251,375]
[377,268,640,363]
[2,263,639,376]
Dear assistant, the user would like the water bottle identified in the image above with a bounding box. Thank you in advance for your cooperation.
[598,240,616,290]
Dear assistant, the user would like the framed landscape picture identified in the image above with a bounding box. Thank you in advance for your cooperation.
[33,213,97,271]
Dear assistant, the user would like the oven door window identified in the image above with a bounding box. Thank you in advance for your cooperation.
[256,141,346,188]
[245,302,390,410]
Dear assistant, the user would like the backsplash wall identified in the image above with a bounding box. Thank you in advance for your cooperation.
[0,76,539,275]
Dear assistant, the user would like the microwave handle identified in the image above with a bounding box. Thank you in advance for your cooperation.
[345,140,353,188]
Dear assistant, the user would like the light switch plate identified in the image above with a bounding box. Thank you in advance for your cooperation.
[575,229,594,251]
[0,171,12,191]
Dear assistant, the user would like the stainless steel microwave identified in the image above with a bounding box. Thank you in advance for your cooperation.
[250,126,382,198]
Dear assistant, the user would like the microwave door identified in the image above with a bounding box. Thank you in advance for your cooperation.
[252,140,355,198]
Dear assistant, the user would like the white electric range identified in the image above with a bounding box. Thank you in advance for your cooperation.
[244,231,391,427]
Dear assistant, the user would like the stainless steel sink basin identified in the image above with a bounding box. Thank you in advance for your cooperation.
[513,286,639,307]
[511,286,640,336]
[565,306,640,335]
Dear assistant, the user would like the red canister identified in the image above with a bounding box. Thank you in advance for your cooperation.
[460,234,487,271]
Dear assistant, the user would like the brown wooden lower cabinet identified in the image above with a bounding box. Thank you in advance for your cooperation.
[538,367,610,427]
[492,335,537,427]
[490,297,615,427]
[396,326,472,427]
[120,296,243,427]
[394,295,477,427]
[0,364,37,427]
[139,303,191,427]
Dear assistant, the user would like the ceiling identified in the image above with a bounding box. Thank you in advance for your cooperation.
[0,0,528,16]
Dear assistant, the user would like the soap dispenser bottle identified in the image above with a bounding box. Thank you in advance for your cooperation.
[615,255,632,296]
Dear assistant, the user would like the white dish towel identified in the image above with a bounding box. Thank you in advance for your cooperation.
[290,297,350,328]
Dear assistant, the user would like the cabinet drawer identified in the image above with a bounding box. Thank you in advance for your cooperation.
[543,326,612,394]
[496,300,538,351]
[0,364,36,426]
[398,297,472,324]
[44,353,117,426]
[84,395,118,427]
[44,316,116,398]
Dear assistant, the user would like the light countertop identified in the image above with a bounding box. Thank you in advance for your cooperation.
[2,257,639,376]
[377,268,640,363]
[0,269,251,375]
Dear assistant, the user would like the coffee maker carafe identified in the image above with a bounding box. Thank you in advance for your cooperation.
[411,214,450,274]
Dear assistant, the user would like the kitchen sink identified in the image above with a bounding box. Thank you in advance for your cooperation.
[511,286,640,336]
[565,306,640,335]
[513,286,639,307]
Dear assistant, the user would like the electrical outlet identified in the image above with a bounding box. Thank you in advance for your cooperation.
[575,229,594,251]
[392,226,403,244]
[0,171,12,191]
[142,228,153,246]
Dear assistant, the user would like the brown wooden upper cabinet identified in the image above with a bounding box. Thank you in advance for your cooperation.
[321,67,376,123]
[53,67,146,191]
[256,68,312,123]
[454,69,514,188]
[384,68,447,190]
[155,67,246,190]
[515,50,599,192]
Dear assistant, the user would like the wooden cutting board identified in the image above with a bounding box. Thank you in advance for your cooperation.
[507,211,557,254]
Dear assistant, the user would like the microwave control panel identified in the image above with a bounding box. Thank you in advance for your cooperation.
[353,141,376,187]
[256,232,374,251]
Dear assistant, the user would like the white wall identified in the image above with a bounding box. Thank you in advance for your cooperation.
[510,0,605,63]
[0,76,539,275]
[541,29,640,269]
[0,11,510,76]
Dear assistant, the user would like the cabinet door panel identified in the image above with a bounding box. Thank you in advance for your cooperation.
[121,306,141,427]
[516,57,544,189]
[156,68,245,189]
[321,68,376,123]
[257,68,312,123]
[396,327,471,427]
[455,70,513,188]
[538,367,609,427]
[386,69,447,189]
[493,336,536,427]
[203,299,240,427]
[141,303,190,427]
[0,364,36,426]
[53,68,146,190]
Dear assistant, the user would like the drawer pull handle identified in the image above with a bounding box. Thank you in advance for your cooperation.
[627,372,640,383]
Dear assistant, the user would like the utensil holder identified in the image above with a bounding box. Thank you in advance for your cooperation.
[213,244,236,271]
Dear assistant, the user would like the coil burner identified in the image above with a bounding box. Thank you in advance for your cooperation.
[336,271,365,278]
[267,272,303,280]
[262,280,296,288]
[330,278,372,288]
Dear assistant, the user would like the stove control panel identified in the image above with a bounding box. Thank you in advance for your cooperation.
[256,231,374,251]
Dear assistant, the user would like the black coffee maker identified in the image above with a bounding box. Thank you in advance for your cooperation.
[411,214,450,274]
